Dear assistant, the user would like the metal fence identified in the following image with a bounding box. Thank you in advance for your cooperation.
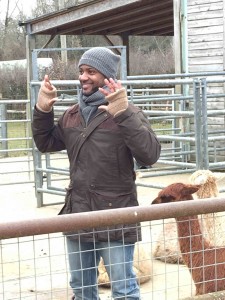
[1,46,225,203]
[1,73,225,202]
[1,196,225,300]
[0,99,33,186]
[29,72,225,207]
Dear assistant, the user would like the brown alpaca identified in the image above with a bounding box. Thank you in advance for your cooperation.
[152,182,225,295]
[153,170,225,264]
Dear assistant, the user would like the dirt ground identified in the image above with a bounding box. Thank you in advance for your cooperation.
[1,169,225,300]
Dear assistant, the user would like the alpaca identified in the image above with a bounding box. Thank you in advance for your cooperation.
[152,182,225,295]
[189,169,225,246]
[153,170,225,264]
[98,242,152,286]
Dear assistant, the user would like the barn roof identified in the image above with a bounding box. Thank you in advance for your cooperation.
[20,0,174,37]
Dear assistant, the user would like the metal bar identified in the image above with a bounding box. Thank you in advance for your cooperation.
[0,100,30,104]
[46,153,52,190]
[128,71,225,79]
[1,197,225,239]
[0,148,32,153]
[0,137,32,141]
[0,104,7,156]
[36,168,69,176]
[136,168,196,178]
[208,136,225,141]
[158,135,196,142]
[201,78,209,169]
[193,79,202,169]
[156,159,196,167]
[37,188,66,196]
[144,110,194,116]
[31,79,194,87]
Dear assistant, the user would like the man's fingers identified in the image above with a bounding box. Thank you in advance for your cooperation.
[107,78,122,92]
[43,74,54,90]
[99,87,109,96]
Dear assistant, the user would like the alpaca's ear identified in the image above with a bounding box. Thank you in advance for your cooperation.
[161,195,175,203]
[182,184,200,196]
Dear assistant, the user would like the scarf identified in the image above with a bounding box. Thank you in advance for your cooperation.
[79,86,108,125]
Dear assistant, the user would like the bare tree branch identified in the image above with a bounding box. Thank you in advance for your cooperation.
[9,0,21,19]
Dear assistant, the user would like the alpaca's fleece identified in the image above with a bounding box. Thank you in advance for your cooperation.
[189,170,225,246]
[189,170,219,198]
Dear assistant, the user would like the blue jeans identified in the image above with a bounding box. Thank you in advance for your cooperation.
[66,237,140,300]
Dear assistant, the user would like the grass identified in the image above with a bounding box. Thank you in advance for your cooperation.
[1,122,32,157]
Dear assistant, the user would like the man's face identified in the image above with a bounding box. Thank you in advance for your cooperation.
[79,65,105,96]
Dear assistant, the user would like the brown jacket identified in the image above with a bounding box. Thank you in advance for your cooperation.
[32,103,161,242]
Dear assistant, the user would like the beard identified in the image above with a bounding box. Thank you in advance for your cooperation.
[82,86,99,96]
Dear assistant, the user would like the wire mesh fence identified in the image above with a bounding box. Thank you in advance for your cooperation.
[1,198,225,300]
[0,234,69,299]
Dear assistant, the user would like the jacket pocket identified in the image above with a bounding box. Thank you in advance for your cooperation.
[58,182,73,215]
[89,190,139,241]
[90,190,138,211]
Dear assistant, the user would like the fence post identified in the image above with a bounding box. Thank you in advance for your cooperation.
[0,100,8,158]
[201,78,209,169]
[193,79,203,169]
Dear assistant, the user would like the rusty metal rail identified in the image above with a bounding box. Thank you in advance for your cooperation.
[1,196,225,239]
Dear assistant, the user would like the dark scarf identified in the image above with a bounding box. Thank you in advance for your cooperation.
[79,86,108,125]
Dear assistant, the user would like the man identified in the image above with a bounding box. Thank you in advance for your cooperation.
[32,47,161,300]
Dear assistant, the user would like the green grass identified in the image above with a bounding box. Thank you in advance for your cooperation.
[1,122,32,157]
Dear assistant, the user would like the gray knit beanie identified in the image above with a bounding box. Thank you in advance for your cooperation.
[78,47,120,79]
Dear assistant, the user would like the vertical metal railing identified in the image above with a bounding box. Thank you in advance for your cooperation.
[201,78,209,170]
[193,79,202,169]
[0,103,7,157]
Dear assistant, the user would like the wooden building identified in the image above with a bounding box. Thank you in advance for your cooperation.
[188,0,225,73]
[187,0,225,134]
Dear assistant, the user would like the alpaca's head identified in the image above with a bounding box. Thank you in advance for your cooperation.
[190,170,217,186]
[152,182,200,205]
[189,169,223,198]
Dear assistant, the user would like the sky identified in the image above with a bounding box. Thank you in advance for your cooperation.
[0,0,37,20]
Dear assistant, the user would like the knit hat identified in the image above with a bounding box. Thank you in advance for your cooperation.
[78,47,120,79]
